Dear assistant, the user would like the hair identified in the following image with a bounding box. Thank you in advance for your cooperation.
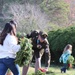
[0,20,17,45]
[9,20,17,28]
[63,44,72,53]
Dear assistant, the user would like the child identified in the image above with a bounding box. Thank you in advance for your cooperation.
[59,44,72,73]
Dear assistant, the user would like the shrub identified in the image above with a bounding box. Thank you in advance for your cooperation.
[48,26,75,63]
[67,55,74,64]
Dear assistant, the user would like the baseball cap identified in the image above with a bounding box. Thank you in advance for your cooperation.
[39,31,48,39]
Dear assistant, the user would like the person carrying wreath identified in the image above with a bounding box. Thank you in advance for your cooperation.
[22,30,51,75]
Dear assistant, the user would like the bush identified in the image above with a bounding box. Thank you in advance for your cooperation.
[67,55,74,64]
[67,55,74,69]
[48,26,75,63]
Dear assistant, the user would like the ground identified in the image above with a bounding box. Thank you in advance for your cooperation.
[20,64,75,75]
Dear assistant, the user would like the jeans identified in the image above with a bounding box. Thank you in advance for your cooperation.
[61,63,67,73]
[0,58,20,75]
[62,63,67,69]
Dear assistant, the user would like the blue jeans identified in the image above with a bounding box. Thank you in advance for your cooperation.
[0,58,20,75]
[62,63,67,69]
[61,63,67,73]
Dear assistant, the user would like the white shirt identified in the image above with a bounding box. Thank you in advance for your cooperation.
[0,33,20,58]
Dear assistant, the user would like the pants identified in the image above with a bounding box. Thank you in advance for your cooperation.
[61,63,67,73]
[0,58,20,75]
[35,49,51,72]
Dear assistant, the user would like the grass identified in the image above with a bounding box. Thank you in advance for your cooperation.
[20,64,75,75]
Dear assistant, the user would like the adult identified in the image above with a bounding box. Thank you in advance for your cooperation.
[0,20,20,75]
[22,30,51,75]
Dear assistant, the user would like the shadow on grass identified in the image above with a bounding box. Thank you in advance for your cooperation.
[46,70,62,75]
[46,71,57,75]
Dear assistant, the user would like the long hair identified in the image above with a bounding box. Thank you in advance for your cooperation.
[63,44,72,53]
[10,20,17,28]
[0,20,17,45]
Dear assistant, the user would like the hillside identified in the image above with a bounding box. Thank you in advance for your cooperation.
[0,0,74,33]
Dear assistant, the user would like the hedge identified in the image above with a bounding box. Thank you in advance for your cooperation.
[48,26,75,63]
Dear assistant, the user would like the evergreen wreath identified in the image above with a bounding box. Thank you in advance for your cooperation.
[15,37,33,67]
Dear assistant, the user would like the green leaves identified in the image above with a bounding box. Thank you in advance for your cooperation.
[48,26,75,62]
[32,70,45,75]
[15,37,33,67]
[40,0,69,25]
[67,55,74,64]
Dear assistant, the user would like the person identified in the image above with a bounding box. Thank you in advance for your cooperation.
[6,20,17,75]
[22,30,51,75]
[59,44,72,73]
[0,20,21,75]
[6,69,13,75]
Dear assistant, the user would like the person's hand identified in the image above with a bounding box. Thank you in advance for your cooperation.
[37,45,42,49]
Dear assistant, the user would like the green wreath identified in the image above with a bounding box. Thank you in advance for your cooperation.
[15,37,33,67]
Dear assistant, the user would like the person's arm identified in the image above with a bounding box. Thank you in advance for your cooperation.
[0,44,4,52]
[8,35,21,53]
[44,39,50,53]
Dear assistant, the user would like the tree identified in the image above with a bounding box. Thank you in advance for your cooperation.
[48,25,75,62]
[40,0,70,25]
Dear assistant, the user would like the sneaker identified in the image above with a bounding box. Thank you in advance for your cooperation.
[61,68,66,73]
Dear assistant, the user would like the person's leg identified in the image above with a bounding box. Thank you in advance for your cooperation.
[35,57,41,72]
[22,50,33,75]
[22,65,29,75]
[45,52,51,71]
[9,64,20,75]
[0,59,8,75]
[4,58,20,75]
[63,63,67,73]
[61,63,67,73]
[34,50,42,72]
[6,69,13,75]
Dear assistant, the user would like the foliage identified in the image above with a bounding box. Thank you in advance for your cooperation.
[15,37,33,67]
[67,55,74,69]
[18,19,39,33]
[17,32,26,38]
[40,0,70,25]
[0,0,71,33]
[32,70,45,75]
[67,55,74,64]
[48,26,75,62]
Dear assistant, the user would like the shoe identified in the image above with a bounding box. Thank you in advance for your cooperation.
[63,68,66,73]
[61,68,66,73]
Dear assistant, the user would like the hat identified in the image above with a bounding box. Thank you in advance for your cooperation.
[39,31,48,39]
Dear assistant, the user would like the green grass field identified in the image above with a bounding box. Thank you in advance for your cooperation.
[20,64,75,75]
